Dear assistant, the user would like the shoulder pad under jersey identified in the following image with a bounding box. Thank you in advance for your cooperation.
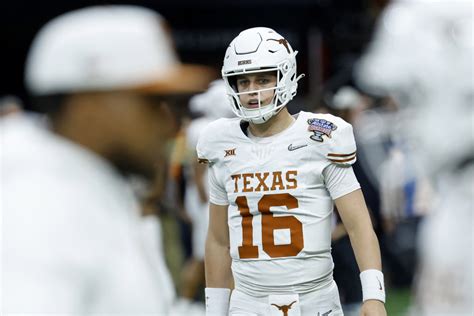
[325,114,357,165]
[305,112,357,166]
[196,117,240,165]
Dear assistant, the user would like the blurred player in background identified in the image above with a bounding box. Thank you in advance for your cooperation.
[174,80,235,314]
[378,140,433,289]
[325,86,370,316]
[1,5,213,314]
[199,27,387,316]
[356,0,473,315]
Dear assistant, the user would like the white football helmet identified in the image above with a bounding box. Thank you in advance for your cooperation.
[222,27,304,124]
[356,0,473,175]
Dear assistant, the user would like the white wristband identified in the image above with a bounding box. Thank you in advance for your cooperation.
[360,269,386,303]
[205,287,231,316]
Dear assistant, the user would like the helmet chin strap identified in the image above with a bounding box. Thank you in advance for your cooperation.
[242,91,280,124]
[250,102,285,124]
[242,103,274,124]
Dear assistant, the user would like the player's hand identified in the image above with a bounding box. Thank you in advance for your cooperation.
[360,300,387,316]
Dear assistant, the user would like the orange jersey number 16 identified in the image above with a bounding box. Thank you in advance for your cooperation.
[236,193,304,259]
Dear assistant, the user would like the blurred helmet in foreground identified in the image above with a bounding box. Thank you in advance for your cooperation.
[25,5,215,96]
[356,0,473,174]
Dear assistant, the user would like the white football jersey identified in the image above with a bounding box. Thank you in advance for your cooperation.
[1,115,168,314]
[197,111,360,296]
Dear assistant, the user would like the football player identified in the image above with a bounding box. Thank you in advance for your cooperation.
[2,5,214,314]
[356,1,473,315]
[198,27,387,316]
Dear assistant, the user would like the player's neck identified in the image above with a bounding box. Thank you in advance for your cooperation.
[248,108,295,137]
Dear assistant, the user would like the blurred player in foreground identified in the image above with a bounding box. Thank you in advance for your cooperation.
[1,5,213,314]
[199,27,387,316]
[356,0,473,315]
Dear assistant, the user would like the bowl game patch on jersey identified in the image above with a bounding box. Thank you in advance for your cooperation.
[307,118,337,142]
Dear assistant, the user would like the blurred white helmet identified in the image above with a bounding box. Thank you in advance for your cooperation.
[222,27,304,124]
[356,0,473,96]
[189,80,234,119]
[332,86,362,110]
[356,0,474,174]
[25,5,215,96]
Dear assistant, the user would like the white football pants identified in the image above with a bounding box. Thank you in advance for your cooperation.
[228,280,343,316]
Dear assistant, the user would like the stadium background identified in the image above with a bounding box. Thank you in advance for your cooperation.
[1,0,389,103]
[1,0,411,314]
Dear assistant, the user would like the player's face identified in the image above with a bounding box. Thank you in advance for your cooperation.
[235,71,277,109]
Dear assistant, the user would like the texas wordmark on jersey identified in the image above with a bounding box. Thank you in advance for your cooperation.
[197,111,359,296]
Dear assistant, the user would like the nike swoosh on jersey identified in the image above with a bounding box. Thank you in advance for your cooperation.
[288,144,308,151]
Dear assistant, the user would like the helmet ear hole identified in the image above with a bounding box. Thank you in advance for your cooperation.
[227,76,239,93]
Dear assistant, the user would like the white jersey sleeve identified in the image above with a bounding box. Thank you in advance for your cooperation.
[323,164,360,199]
[196,118,224,165]
[196,118,234,205]
[208,164,229,205]
[317,114,360,198]
[322,114,357,165]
